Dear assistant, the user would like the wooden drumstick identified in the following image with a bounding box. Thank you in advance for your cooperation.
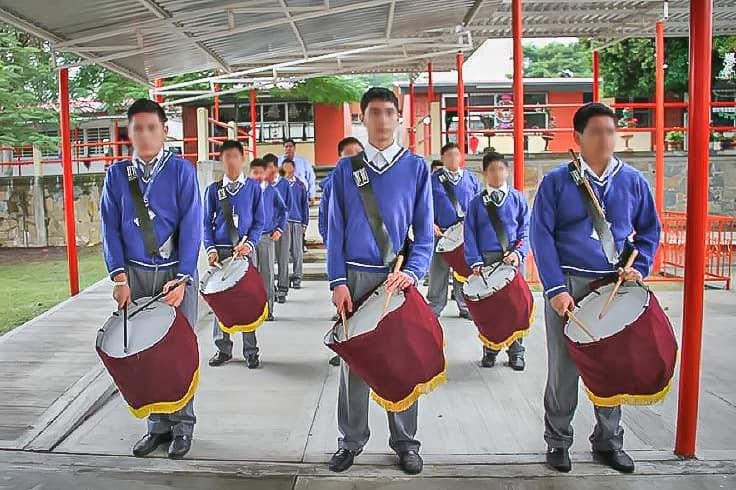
[129,275,190,319]
[340,309,349,342]
[123,303,129,354]
[569,149,606,219]
[381,255,406,318]
[221,236,248,281]
[566,309,598,342]
[598,248,639,320]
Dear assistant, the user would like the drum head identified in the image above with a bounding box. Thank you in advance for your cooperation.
[100,298,175,357]
[335,287,406,341]
[565,283,649,344]
[199,256,249,294]
[463,263,517,300]
[435,222,464,253]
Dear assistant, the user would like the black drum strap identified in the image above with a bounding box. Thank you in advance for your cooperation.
[126,165,160,257]
[567,162,619,264]
[350,152,397,267]
[217,180,240,246]
[481,189,509,252]
[438,170,464,220]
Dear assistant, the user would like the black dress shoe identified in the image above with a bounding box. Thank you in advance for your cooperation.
[247,354,260,369]
[593,449,635,473]
[508,356,525,371]
[328,448,360,472]
[132,432,172,457]
[167,435,192,459]
[291,279,302,289]
[266,314,275,321]
[481,349,497,368]
[276,295,286,304]
[546,447,571,472]
[398,450,423,475]
[208,351,232,367]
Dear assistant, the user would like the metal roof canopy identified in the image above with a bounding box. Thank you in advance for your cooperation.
[1,1,735,107]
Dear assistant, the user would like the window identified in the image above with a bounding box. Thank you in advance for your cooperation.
[713,89,736,128]
[84,127,111,156]
[229,100,314,143]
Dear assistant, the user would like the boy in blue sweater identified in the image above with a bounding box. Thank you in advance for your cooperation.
[427,142,481,319]
[100,99,201,459]
[250,158,287,322]
[464,151,529,370]
[530,103,660,474]
[265,153,292,304]
[323,137,364,367]
[204,140,265,369]
[282,158,309,289]
[327,87,433,475]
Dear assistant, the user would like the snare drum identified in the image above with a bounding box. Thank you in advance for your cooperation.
[96,299,199,418]
[463,263,534,350]
[200,256,269,333]
[435,221,473,281]
[325,285,446,412]
[565,282,678,407]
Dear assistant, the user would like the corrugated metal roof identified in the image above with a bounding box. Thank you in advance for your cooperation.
[0,0,734,104]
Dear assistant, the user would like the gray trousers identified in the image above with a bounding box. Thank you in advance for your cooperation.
[254,235,276,316]
[211,248,258,357]
[275,224,290,298]
[126,264,198,437]
[337,269,420,454]
[543,274,623,451]
[288,221,304,282]
[427,236,467,316]
[481,251,525,358]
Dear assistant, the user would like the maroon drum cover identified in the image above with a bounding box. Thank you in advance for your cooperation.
[564,282,678,406]
[96,300,199,418]
[435,222,473,281]
[463,263,534,350]
[325,285,446,412]
[200,256,269,333]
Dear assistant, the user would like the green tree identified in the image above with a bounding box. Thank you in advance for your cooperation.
[269,76,365,105]
[523,42,592,78]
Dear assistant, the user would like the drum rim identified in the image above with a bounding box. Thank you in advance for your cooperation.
[463,263,518,301]
[98,299,176,358]
[435,221,464,253]
[324,287,407,345]
[199,256,250,294]
[565,282,652,344]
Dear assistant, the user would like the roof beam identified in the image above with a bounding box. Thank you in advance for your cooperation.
[385,0,396,38]
[462,0,487,26]
[133,0,231,72]
[278,0,309,58]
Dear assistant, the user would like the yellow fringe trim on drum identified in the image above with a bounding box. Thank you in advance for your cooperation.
[477,303,535,351]
[218,303,269,334]
[128,368,200,419]
[369,362,448,413]
[453,271,468,283]
[584,376,675,408]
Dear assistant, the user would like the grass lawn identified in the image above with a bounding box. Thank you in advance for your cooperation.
[0,246,108,336]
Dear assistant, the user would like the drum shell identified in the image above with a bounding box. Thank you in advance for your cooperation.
[200,263,269,333]
[566,291,677,407]
[438,244,473,281]
[327,286,446,412]
[464,272,534,350]
[96,308,199,418]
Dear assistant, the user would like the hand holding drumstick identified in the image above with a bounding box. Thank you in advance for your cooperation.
[599,248,640,319]
[382,255,406,318]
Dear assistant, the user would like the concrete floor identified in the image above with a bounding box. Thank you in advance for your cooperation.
[57,281,736,466]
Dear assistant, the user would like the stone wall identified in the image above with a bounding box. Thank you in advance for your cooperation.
[0,174,104,247]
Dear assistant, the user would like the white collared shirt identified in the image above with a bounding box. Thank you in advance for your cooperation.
[486,182,509,197]
[132,147,164,172]
[271,174,281,186]
[580,155,616,181]
[365,140,402,170]
[223,172,245,186]
[445,167,464,182]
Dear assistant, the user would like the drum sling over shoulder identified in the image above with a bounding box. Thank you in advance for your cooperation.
[481,190,509,252]
[216,180,240,246]
[350,152,400,267]
[438,170,464,221]
[126,164,178,259]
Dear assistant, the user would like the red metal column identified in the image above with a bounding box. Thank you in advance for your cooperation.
[427,62,434,155]
[408,81,416,152]
[154,78,164,104]
[58,68,79,296]
[250,89,258,158]
[675,0,713,458]
[512,0,525,191]
[592,50,600,103]
[654,20,666,272]
[456,52,466,164]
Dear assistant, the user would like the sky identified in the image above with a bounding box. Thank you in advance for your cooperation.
[463,37,579,80]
